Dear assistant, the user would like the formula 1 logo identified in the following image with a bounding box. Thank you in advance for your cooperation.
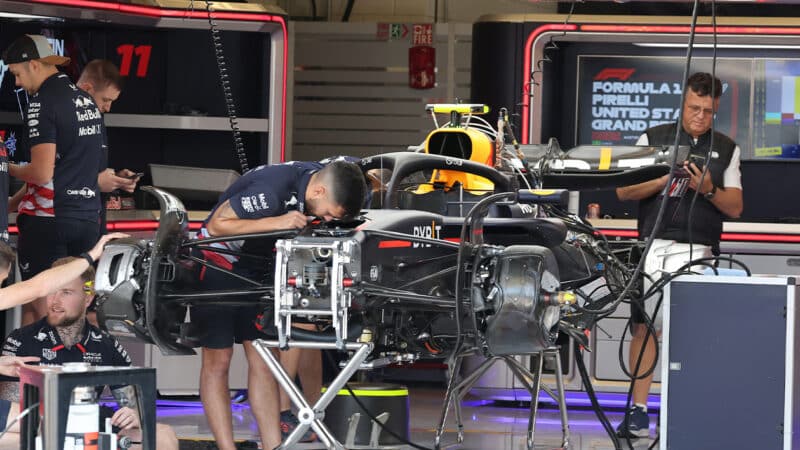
[594,68,636,81]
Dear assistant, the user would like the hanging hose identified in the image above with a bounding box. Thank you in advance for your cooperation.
[342,0,356,22]
[205,1,249,173]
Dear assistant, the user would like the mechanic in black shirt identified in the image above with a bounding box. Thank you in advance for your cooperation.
[0,135,10,243]
[3,35,105,325]
[195,159,366,450]
[76,59,140,231]
[1,256,179,450]
[0,233,126,434]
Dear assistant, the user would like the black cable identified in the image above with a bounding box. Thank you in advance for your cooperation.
[674,255,751,276]
[321,351,433,450]
[613,3,701,446]
[574,342,621,450]
[527,0,577,109]
[452,192,515,358]
[341,0,355,22]
[687,0,718,261]
[204,1,249,173]
[616,251,746,447]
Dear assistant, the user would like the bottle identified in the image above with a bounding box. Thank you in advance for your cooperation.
[586,203,600,220]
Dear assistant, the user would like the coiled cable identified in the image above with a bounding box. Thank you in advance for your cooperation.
[204,1,249,173]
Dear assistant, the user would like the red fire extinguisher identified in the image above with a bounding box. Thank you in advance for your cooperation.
[409,45,435,89]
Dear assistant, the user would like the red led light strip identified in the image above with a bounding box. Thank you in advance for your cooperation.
[521,23,578,145]
[521,22,800,144]
[599,229,800,244]
[29,0,288,162]
[580,24,800,35]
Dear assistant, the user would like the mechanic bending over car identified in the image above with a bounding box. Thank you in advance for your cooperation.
[0,233,126,434]
[194,160,367,450]
[615,72,743,439]
[0,255,179,450]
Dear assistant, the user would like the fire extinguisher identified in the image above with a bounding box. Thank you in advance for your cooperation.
[409,45,435,89]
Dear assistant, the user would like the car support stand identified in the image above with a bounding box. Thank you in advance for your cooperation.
[251,339,374,450]
[434,347,570,450]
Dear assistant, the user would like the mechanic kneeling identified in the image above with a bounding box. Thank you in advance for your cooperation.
[0,257,179,450]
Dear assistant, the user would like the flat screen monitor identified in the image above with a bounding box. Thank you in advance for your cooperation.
[575,55,752,154]
[575,54,800,161]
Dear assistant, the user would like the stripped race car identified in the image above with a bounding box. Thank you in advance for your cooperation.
[92,105,680,449]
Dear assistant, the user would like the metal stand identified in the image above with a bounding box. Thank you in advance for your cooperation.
[434,347,570,450]
[251,339,373,450]
[18,365,156,450]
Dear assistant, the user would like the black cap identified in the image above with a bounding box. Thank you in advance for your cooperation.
[3,34,70,66]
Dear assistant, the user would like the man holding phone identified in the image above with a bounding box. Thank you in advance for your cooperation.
[614,72,743,439]
[75,60,141,197]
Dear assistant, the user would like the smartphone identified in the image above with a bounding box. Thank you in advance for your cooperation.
[687,154,706,170]
[127,172,145,179]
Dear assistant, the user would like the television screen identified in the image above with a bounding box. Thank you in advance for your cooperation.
[753,59,800,158]
[576,55,753,154]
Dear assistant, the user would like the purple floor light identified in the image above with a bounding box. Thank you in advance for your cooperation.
[463,390,661,411]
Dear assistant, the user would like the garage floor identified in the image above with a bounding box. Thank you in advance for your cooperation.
[0,386,657,449]
[155,386,657,450]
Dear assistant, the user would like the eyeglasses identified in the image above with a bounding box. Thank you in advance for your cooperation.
[686,104,714,116]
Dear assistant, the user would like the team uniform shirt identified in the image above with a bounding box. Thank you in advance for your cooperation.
[1,318,131,367]
[19,73,103,221]
[197,161,323,268]
[636,134,742,189]
[635,126,740,251]
[0,138,9,241]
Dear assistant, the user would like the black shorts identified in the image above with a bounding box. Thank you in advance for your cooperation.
[192,254,267,349]
[17,215,100,281]
[0,398,9,428]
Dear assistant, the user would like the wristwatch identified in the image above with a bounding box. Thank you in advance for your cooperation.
[704,185,717,200]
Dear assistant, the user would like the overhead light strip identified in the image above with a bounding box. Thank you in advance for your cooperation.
[26,0,288,162]
[28,0,280,22]
[635,43,800,49]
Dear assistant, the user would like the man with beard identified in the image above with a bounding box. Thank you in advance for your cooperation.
[0,257,179,450]
[194,159,366,450]
[0,232,126,435]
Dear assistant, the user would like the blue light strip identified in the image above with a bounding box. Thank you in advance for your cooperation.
[462,391,661,410]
